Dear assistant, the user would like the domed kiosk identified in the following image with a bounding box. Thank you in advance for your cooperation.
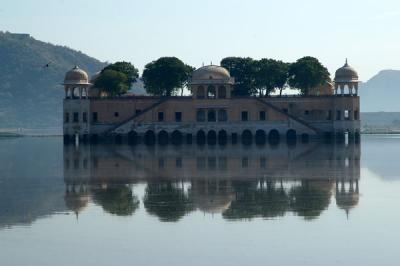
[189,65,234,99]
[334,59,359,96]
[63,66,91,99]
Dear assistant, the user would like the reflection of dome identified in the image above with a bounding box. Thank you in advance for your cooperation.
[336,193,359,210]
[64,189,90,215]
[192,65,231,80]
[334,60,359,83]
[64,66,90,85]
[193,194,234,214]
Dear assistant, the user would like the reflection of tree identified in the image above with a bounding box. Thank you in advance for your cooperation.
[223,181,289,220]
[143,181,194,222]
[288,181,332,220]
[92,185,139,216]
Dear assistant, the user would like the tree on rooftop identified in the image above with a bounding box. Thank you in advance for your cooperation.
[103,61,139,86]
[142,57,194,96]
[221,57,257,96]
[288,56,330,96]
[94,69,129,96]
[253,59,290,97]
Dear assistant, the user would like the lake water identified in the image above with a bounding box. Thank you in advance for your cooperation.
[0,135,399,266]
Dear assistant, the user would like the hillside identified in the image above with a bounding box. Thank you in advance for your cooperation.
[0,32,106,129]
[360,70,400,112]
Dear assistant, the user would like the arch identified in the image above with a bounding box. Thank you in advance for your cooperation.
[286,129,297,141]
[207,110,216,122]
[218,86,226,98]
[144,130,156,145]
[196,130,206,145]
[207,130,217,145]
[255,129,266,145]
[128,131,138,145]
[268,129,280,143]
[63,134,71,145]
[197,86,205,99]
[90,134,99,144]
[241,129,253,145]
[171,130,183,145]
[207,85,216,99]
[157,130,169,145]
[218,130,228,145]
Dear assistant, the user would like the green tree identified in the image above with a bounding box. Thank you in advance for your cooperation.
[142,57,193,96]
[103,61,139,86]
[221,57,256,96]
[253,59,290,97]
[94,69,129,96]
[288,56,330,96]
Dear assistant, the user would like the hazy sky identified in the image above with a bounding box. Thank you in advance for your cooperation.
[2,0,400,80]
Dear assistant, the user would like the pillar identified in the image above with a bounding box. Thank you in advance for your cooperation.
[340,84,344,96]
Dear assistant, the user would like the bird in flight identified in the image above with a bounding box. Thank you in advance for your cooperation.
[43,62,51,68]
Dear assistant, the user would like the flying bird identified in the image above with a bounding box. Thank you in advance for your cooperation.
[43,62,51,68]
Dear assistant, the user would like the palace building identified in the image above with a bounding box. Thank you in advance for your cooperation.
[62,61,360,144]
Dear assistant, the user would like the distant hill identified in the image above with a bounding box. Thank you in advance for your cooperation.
[0,32,106,129]
[360,70,400,112]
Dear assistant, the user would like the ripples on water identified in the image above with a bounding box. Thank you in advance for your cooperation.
[0,136,399,266]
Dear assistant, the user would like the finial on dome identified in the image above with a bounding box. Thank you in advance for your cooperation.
[345,58,348,66]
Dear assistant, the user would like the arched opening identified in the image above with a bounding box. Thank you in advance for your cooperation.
[144,130,156,145]
[196,130,206,145]
[241,129,253,145]
[171,130,183,145]
[207,130,217,145]
[207,110,216,122]
[218,130,228,145]
[82,134,89,144]
[255,129,266,145]
[301,133,309,143]
[268,129,280,144]
[158,130,169,145]
[218,86,226,98]
[197,86,205,99]
[128,131,138,145]
[355,130,360,143]
[286,129,297,142]
[63,134,71,145]
[90,134,98,144]
[207,85,216,99]
[114,134,123,144]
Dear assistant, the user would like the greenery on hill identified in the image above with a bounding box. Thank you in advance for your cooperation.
[0,31,106,129]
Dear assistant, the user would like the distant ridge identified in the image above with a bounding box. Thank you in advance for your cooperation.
[0,31,106,129]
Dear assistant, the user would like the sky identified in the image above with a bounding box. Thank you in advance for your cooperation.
[1,0,400,81]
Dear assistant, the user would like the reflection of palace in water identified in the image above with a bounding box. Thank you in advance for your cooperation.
[64,141,361,221]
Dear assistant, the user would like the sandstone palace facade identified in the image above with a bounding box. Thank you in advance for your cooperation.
[62,61,360,145]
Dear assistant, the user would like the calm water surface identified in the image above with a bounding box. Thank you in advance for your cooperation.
[0,135,399,266]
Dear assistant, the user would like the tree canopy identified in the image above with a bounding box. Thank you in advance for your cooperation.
[94,69,129,96]
[288,56,330,95]
[253,59,290,97]
[221,57,256,96]
[103,61,139,85]
[142,57,194,96]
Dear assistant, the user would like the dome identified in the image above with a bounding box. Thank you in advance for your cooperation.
[334,59,359,83]
[64,65,90,85]
[192,65,231,80]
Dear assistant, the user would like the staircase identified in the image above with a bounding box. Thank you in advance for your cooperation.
[255,98,322,135]
[103,97,169,136]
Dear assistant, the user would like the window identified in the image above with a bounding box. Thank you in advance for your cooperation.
[64,113,69,123]
[175,112,182,122]
[197,86,205,99]
[260,157,266,168]
[218,86,226,98]
[336,110,341,120]
[354,110,359,120]
[135,109,142,115]
[242,157,249,168]
[73,112,79,123]
[208,110,216,122]
[114,112,119,117]
[218,109,227,121]
[241,111,248,121]
[208,157,217,170]
[92,112,98,123]
[82,112,87,123]
[304,110,309,115]
[207,85,216,99]
[344,110,349,120]
[158,112,164,122]
[283,108,288,114]
[158,158,164,169]
[196,110,206,122]
[259,111,266,121]
[327,110,332,120]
